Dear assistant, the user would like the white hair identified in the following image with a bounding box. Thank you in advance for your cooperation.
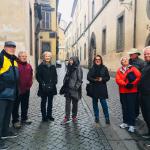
[143,46,150,53]
[18,51,27,57]
[120,56,128,62]
[42,51,52,58]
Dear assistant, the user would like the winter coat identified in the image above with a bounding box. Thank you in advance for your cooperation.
[139,62,150,95]
[115,65,141,94]
[87,64,110,99]
[36,62,57,97]
[63,57,83,100]
[0,50,19,101]
[18,61,33,94]
[129,58,145,72]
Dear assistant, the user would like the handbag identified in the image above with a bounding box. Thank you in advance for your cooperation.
[86,83,93,97]
[42,83,54,94]
[59,85,66,95]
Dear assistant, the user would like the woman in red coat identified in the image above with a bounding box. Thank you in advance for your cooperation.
[116,56,141,133]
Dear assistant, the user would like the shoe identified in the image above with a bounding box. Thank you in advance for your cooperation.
[72,116,77,123]
[0,140,8,150]
[42,118,48,122]
[60,116,71,125]
[119,123,128,129]
[21,119,32,125]
[1,131,17,140]
[142,133,150,139]
[13,122,21,129]
[95,118,99,123]
[105,118,110,124]
[128,126,135,133]
[47,117,55,121]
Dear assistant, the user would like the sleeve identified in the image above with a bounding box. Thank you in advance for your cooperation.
[102,67,110,82]
[75,67,83,89]
[131,67,141,85]
[53,66,58,84]
[87,68,96,83]
[36,65,43,84]
[115,70,126,86]
[0,54,4,69]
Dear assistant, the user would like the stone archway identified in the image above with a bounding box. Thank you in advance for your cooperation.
[145,34,150,46]
[88,32,96,68]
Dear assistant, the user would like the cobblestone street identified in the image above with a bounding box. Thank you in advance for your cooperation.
[4,65,114,150]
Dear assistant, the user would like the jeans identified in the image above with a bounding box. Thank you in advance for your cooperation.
[65,97,78,119]
[41,95,53,119]
[0,100,14,137]
[120,93,137,126]
[92,98,109,120]
[12,90,30,123]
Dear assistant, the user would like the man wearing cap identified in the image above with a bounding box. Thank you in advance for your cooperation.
[128,48,145,119]
[0,41,19,149]
[139,46,150,139]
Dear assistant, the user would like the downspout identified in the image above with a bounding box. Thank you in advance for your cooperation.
[88,0,90,68]
[133,0,137,48]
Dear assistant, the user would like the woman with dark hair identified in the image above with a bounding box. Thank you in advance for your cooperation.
[87,55,110,124]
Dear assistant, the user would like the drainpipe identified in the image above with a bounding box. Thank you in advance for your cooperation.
[88,0,90,68]
[133,0,137,48]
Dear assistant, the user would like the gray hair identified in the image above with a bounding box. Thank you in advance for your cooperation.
[42,51,52,59]
[143,46,150,53]
[18,51,27,57]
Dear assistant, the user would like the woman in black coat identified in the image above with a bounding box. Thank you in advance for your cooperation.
[87,55,110,124]
[36,51,57,122]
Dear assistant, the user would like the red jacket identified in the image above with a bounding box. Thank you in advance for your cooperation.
[18,61,33,94]
[115,66,141,93]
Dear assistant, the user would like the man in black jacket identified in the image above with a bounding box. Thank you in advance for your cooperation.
[128,48,145,119]
[139,46,150,139]
[0,41,18,149]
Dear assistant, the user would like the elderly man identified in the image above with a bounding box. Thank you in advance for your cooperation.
[128,48,145,119]
[12,51,33,129]
[139,46,150,139]
[0,41,18,149]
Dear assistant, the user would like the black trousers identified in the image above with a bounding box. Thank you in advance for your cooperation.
[120,93,137,126]
[41,95,53,119]
[0,100,14,137]
[140,94,150,133]
[12,90,30,123]
[135,92,140,118]
[65,97,78,119]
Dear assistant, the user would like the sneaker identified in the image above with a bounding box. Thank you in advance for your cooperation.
[1,131,17,140]
[13,122,21,129]
[21,119,32,125]
[128,126,135,133]
[47,117,55,121]
[142,133,150,139]
[0,140,8,150]
[119,123,128,129]
[105,118,110,124]
[60,117,71,125]
[72,116,77,123]
[95,118,99,123]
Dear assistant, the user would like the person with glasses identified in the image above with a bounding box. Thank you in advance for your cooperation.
[87,55,110,124]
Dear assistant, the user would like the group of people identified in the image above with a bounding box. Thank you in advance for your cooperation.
[0,40,150,149]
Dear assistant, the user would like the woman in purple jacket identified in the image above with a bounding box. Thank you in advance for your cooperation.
[12,51,33,129]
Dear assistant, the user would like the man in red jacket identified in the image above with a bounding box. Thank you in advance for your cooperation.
[12,51,33,129]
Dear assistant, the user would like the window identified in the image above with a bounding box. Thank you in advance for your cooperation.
[29,8,33,56]
[92,0,95,19]
[102,28,106,55]
[80,23,82,35]
[116,14,125,52]
[80,47,82,61]
[41,11,51,29]
[42,42,51,53]
[84,15,86,29]
[147,0,150,19]
[84,43,86,60]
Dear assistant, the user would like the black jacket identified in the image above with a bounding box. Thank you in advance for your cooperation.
[36,62,57,96]
[139,62,150,95]
[87,64,110,99]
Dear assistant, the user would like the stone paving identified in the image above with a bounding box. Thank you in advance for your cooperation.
[4,65,113,150]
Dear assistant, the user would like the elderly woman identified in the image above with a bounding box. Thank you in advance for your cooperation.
[36,51,57,122]
[87,55,110,124]
[61,56,83,124]
[116,56,141,133]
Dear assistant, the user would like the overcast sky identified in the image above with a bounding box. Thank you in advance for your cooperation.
[58,0,74,23]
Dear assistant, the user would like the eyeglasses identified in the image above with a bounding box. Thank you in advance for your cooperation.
[95,59,101,61]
